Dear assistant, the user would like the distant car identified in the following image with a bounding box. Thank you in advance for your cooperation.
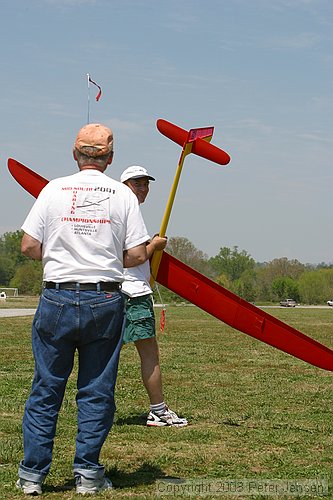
[280,299,297,307]
[327,300,333,307]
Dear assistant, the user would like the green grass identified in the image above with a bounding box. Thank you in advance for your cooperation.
[0,296,39,309]
[0,305,332,498]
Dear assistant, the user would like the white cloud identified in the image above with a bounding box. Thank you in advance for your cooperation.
[267,32,321,50]
[42,0,97,5]
[104,117,144,133]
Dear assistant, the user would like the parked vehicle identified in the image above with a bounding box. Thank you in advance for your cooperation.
[280,299,297,307]
[327,300,333,307]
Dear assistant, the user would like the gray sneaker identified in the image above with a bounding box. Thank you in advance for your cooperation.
[147,407,188,427]
[76,476,113,495]
[16,478,42,496]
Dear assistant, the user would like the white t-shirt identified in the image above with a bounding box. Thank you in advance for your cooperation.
[121,259,152,298]
[21,170,149,283]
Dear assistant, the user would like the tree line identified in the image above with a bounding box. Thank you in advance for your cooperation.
[1,230,333,304]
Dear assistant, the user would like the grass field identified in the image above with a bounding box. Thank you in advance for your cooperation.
[0,301,332,498]
[0,296,39,309]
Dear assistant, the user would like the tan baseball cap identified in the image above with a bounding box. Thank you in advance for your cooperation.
[74,123,113,157]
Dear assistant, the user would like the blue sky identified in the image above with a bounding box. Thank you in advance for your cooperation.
[1,0,332,264]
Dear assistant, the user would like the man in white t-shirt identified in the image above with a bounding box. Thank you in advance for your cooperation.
[16,124,149,496]
[120,165,188,428]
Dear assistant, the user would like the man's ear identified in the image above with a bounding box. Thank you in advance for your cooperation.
[107,151,114,165]
[73,149,77,161]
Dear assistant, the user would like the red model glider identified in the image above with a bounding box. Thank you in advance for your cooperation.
[7,156,333,372]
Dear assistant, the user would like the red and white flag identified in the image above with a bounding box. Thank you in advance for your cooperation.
[159,308,166,332]
[88,75,102,101]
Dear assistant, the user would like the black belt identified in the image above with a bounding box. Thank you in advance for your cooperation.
[43,281,121,292]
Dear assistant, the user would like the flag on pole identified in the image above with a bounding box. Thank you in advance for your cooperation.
[88,75,102,101]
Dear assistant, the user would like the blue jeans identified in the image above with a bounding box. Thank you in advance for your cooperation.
[18,288,124,483]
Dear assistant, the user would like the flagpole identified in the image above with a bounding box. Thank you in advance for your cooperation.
[86,73,90,124]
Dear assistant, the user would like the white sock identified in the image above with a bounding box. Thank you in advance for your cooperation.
[150,402,167,415]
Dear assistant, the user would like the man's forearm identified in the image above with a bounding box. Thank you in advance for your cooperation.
[21,233,42,260]
[123,243,148,268]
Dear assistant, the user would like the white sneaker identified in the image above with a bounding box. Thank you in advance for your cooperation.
[146,407,188,427]
[76,476,113,495]
[16,478,42,495]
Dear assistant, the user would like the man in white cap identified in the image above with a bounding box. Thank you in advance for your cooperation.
[17,124,150,495]
[120,165,188,427]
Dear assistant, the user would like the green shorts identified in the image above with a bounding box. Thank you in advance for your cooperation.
[122,294,156,344]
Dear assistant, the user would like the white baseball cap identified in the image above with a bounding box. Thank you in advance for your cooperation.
[120,165,155,183]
